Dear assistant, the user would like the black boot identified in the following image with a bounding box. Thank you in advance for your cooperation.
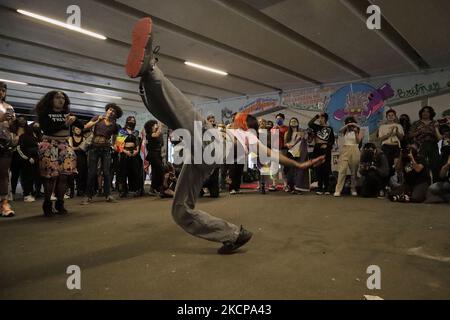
[42,199,54,217]
[55,200,68,215]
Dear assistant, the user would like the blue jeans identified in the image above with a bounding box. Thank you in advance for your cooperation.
[86,146,111,198]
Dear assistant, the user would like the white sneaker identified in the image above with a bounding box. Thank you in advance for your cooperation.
[23,195,36,203]
[334,192,341,197]
[230,190,237,195]
[351,190,358,196]
[50,194,57,201]
[64,194,70,199]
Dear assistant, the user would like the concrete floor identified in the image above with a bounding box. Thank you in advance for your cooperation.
[0,191,449,300]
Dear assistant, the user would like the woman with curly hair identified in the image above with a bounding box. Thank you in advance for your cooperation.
[35,91,79,216]
[410,106,441,182]
[82,103,122,204]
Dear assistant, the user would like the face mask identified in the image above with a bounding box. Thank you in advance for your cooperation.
[276,119,284,126]
[126,122,136,130]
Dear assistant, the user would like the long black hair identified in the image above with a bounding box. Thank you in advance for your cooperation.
[35,91,70,115]
[285,117,299,143]
[144,120,158,136]
[343,116,359,134]
[419,106,436,120]
[9,115,28,134]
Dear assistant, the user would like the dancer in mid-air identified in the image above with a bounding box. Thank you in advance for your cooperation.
[125,17,325,254]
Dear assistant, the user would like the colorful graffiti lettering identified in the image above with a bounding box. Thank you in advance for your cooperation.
[239,98,279,114]
[396,82,441,99]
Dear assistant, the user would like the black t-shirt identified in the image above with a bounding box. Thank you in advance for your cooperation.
[71,135,84,149]
[92,116,119,139]
[147,134,163,154]
[308,120,335,146]
[39,112,69,136]
[403,157,429,186]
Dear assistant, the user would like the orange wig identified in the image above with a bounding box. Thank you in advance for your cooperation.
[233,112,249,131]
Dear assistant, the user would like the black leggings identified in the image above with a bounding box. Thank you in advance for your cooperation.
[43,175,68,201]
[118,153,143,193]
[21,160,39,197]
[381,144,400,177]
[10,151,22,194]
[148,152,164,192]
[0,155,12,199]
[360,171,385,197]
[313,144,332,191]
[229,163,244,191]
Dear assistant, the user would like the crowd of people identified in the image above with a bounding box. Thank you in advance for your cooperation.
[202,107,450,205]
[0,79,449,218]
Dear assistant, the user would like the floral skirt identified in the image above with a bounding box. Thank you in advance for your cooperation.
[38,139,77,178]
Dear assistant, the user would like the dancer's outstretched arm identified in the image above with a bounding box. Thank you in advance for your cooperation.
[258,142,325,169]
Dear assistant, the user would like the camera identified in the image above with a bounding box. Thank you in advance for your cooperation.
[401,148,410,162]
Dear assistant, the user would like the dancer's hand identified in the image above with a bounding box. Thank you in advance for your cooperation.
[296,155,325,169]
[311,155,326,167]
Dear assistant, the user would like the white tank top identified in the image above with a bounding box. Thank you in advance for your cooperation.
[343,131,358,145]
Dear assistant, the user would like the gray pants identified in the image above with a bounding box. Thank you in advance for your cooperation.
[425,182,450,203]
[140,66,240,243]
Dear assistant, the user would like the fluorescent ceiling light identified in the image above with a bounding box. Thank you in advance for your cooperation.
[0,79,28,86]
[84,92,122,100]
[184,61,228,76]
[17,9,107,40]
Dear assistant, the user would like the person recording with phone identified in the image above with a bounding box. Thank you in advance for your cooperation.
[308,112,335,195]
[425,124,450,203]
[359,143,390,198]
[389,144,430,203]
[334,116,364,197]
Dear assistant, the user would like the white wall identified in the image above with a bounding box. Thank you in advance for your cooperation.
[387,92,450,122]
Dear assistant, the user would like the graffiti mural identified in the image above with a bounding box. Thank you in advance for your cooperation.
[238,97,280,114]
[327,83,389,135]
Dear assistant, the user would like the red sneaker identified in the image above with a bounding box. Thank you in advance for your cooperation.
[1,200,15,217]
[126,17,154,78]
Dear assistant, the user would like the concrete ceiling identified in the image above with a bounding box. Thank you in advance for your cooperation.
[0,0,449,116]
